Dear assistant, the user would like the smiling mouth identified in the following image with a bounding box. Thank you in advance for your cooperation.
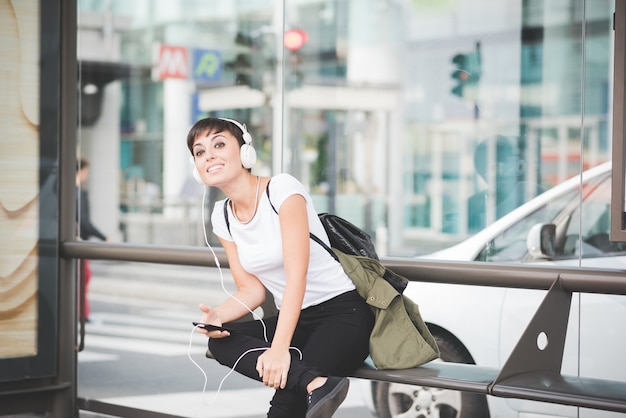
[208,165,224,173]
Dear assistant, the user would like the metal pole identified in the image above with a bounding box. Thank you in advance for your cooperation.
[53,0,79,415]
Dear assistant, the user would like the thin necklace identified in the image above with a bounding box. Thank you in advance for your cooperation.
[233,175,261,224]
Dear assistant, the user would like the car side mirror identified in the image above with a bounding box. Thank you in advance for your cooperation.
[527,223,556,258]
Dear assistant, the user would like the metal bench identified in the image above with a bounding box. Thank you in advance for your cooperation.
[351,262,626,413]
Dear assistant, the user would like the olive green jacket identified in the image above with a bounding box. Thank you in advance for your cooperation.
[333,248,440,370]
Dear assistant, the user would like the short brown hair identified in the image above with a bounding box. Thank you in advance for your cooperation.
[186,118,245,155]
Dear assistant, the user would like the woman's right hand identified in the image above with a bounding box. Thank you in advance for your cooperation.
[197,303,230,338]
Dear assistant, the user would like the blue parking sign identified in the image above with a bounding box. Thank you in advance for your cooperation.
[193,49,221,82]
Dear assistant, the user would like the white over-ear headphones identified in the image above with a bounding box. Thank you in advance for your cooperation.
[219,118,257,169]
[190,118,257,185]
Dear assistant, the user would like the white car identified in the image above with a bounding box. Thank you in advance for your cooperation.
[365,161,626,418]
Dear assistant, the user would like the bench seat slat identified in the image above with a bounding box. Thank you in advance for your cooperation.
[352,362,499,394]
[352,363,626,413]
[492,372,626,413]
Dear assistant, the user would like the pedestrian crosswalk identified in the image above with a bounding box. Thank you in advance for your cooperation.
[78,293,371,418]
[97,389,276,418]
[91,381,369,418]
[79,296,208,360]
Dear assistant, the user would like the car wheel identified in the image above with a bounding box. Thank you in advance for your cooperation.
[374,331,490,418]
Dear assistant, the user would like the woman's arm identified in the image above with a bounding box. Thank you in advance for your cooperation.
[273,193,309,349]
[256,193,310,389]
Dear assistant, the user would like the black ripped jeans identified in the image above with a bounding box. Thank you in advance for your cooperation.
[208,289,374,418]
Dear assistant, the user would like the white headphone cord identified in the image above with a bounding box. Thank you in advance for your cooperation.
[187,185,303,405]
[187,324,303,406]
[199,185,268,341]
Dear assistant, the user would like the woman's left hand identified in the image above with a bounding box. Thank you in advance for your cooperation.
[256,347,291,389]
[196,304,230,338]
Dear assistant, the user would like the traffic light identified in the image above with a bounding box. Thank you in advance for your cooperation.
[224,32,260,88]
[450,42,481,99]
[284,29,307,51]
[451,53,469,97]
[284,29,308,88]
[225,52,253,86]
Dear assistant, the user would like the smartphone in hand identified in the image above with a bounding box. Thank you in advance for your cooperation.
[192,322,235,333]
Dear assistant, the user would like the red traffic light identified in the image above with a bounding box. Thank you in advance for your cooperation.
[284,29,308,51]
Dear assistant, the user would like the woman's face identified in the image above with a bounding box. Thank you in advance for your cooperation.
[191,129,242,186]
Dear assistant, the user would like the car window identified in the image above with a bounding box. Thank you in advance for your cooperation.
[475,189,580,262]
[558,176,626,257]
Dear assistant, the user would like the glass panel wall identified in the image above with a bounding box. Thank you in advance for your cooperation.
[75,0,616,258]
[0,0,58,383]
[76,1,623,418]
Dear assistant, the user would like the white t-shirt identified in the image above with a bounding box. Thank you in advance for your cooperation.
[211,173,355,309]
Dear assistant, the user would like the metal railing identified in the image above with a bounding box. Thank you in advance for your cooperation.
[62,240,626,415]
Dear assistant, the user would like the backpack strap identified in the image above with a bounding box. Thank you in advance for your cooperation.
[309,233,338,261]
[265,179,339,262]
[265,178,278,214]
[223,198,232,237]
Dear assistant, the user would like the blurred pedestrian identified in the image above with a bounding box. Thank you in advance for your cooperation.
[76,157,109,321]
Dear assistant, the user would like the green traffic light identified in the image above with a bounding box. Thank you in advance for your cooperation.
[450,43,481,98]
[451,53,468,97]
